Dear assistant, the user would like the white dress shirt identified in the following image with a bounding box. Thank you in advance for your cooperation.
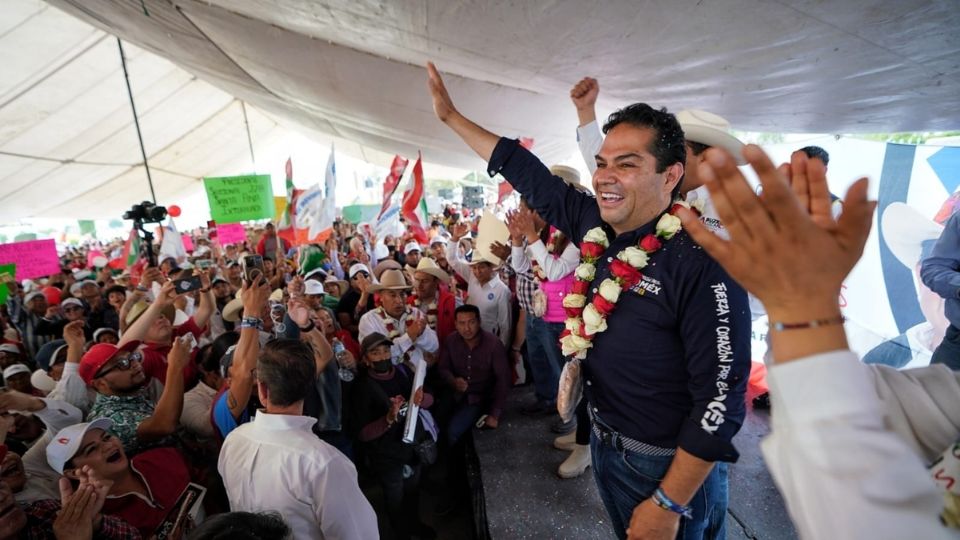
[445,242,512,346]
[218,411,378,540]
[763,349,956,539]
[358,306,438,366]
[510,239,579,280]
[181,381,218,439]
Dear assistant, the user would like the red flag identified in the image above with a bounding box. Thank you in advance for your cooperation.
[498,137,534,204]
[400,153,429,244]
[378,155,409,219]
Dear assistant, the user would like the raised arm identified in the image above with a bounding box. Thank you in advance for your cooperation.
[193,269,215,329]
[445,224,474,281]
[226,274,271,420]
[119,280,177,347]
[570,77,602,174]
[426,62,499,162]
[288,297,334,373]
[136,336,191,442]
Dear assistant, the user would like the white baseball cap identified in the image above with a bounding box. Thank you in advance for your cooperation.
[348,263,371,279]
[60,298,83,309]
[0,344,20,355]
[24,291,45,304]
[403,242,422,255]
[304,280,326,296]
[2,363,30,380]
[46,419,114,474]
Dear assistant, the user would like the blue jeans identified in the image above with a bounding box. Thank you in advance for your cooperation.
[590,430,728,540]
[445,403,483,446]
[525,316,565,403]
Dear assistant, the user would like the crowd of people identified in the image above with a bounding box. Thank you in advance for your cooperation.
[0,62,955,540]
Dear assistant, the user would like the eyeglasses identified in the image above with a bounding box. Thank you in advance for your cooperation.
[63,306,83,313]
[351,272,370,280]
[94,352,142,379]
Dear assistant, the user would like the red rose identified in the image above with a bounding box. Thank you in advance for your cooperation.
[578,321,589,339]
[670,203,686,215]
[580,242,604,259]
[639,234,662,252]
[572,279,589,295]
[593,295,616,316]
[609,259,642,284]
[564,306,584,319]
[559,329,571,339]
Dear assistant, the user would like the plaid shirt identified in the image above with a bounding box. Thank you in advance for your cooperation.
[510,254,539,312]
[23,499,142,539]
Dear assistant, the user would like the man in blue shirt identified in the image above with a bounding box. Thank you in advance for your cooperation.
[920,210,960,369]
[427,63,750,539]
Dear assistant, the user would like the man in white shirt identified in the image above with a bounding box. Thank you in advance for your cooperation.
[218,337,377,539]
[446,225,513,347]
[682,140,956,539]
[357,269,439,368]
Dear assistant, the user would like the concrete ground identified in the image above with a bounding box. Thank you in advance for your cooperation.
[474,386,797,539]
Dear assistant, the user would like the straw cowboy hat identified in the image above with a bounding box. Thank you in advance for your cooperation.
[675,109,746,165]
[323,275,349,297]
[222,291,244,323]
[368,269,411,293]
[414,257,450,283]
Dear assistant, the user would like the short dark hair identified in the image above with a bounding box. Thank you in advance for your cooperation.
[187,511,292,540]
[687,141,710,157]
[602,103,686,198]
[105,285,127,297]
[799,146,829,166]
[455,304,481,322]
[257,339,317,407]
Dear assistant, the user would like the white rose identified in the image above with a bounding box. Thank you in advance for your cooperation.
[575,263,596,282]
[584,317,608,336]
[618,246,649,268]
[656,214,682,239]
[575,348,589,360]
[562,294,586,308]
[583,227,609,247]
[560,333,592,357]
[598,279,621,303]
[582,303,604,328]
[565,317,582,333]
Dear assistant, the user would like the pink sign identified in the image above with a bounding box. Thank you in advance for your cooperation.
[217,223,247,246]
[181,234,195,252]
[0,239,60,280]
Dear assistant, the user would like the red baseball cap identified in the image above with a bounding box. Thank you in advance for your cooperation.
[79,341,141,385]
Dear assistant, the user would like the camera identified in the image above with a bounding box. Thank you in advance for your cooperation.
[123,201,168,223]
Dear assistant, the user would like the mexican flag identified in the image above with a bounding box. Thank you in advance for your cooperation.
[400,153,429,244]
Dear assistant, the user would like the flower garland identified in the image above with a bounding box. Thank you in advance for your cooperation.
[558,201,702,359]
[378,306,418,363]
[407,295,439,330]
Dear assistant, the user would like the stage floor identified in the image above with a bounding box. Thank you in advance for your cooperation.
[473,385,798,539]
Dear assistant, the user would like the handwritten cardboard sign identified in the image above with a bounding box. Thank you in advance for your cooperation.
[217,223,247,246]
[204,174,274,223]
[0,239,60,280]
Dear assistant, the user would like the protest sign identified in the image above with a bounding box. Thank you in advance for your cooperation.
[181,234,195,252]
[217,223,247,246]
[0,264,15,304]
[204,174,274,223]
[0,239,59,280]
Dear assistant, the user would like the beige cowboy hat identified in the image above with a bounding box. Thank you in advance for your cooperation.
[414,257,450,283]
[323,274,349,297]
[676,109,746,165]
[368,269,411,293]
[126,300,175,326]
[549,165,581,187]
[222,291,244,323]
[373,259,402,280]
[468,254,501,267]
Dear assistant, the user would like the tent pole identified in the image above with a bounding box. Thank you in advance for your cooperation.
[117,38,156,204]
[241,101,257,172]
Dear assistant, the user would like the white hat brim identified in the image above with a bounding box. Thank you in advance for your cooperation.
[682,125,747,165]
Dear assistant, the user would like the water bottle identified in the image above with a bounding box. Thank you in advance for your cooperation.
[332,339,354,382]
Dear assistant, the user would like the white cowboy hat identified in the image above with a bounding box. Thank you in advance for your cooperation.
[676,109,746,165]
[414,257,450,283]
[367,269,411,293]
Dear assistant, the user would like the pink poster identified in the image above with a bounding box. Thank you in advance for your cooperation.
[181,234,195,252]
[217,223,247,246]
[0,239,60,280]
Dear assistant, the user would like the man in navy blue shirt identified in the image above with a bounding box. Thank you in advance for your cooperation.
[427,63,750,540]
[920,209,960,370]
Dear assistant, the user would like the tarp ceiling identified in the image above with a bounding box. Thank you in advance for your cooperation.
[3,0,959,221]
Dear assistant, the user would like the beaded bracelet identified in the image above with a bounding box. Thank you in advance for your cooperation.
[770,315,845,332]
[651,488,692,519]
[239,316,264,331]
[299,321,316,333]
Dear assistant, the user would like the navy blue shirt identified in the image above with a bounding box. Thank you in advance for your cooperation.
[489,138,751,462]
[921,210,960,328]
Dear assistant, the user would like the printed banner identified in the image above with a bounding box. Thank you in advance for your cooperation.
[378,155,410,219]
[0,239,60,280]
[0,264,15,304]
[203,174,274,223]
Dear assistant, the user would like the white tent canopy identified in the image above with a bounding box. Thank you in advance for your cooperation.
[3,0,958,221]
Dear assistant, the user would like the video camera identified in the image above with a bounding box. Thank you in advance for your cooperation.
[123,201,168,223]
[123,201,168,267]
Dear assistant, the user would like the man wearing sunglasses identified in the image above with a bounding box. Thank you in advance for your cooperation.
[80,316,193,455]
